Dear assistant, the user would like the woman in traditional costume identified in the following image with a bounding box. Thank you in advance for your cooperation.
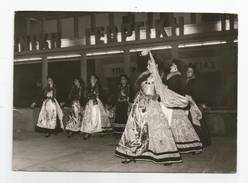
[113,74,131,139]
[165,60,204,154]
[35,76,64,137]
[185,64,211,147]
[65,77,84,138]
[115,49,201,165]
[80,74,112,139]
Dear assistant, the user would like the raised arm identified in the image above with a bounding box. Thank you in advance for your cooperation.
[141,48,189,108]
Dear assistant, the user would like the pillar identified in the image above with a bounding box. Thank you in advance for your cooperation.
[123,48,130,77]
[80,52,87,84]
[42,55,48,88]
[225,37,237,106]
[171,43,179,60]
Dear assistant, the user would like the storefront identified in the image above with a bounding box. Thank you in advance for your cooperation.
[14,12,238,107]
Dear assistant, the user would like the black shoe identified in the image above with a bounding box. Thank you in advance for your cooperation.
[164,163,172,166]
[83,134,89,140]
[45,133,51,137]
[121,159,136,164]
[54,133,58,136]
[67,132,73,138]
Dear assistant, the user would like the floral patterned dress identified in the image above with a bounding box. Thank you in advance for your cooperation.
[115,51,203,163]
[65,86,83,132]
[80,84,112,134]
[115,74,182,164]
[35,85,64,134]
[166,75,203,153]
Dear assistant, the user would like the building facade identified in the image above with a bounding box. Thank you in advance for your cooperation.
[14,12,238,107]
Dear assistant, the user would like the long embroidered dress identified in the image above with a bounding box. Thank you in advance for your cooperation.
[35,85,64,134]
[113,84,130,135]
[166,73,203,153]
[65,85,83,132]
[80,84,112,134]
[115,73,183,163]
[115,51,204,163]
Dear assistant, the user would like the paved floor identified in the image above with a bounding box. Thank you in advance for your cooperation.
[12,130,237,173]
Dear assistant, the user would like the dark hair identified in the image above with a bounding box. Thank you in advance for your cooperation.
[75,77,84,86]
[119,74,135,102]
[187,63,197,73]
[46,76,56,87]
[172,59,187,95]
[172,59,187,73]
[46,75,53,80]
[153,54,164,71]
[136,53,148,73]
[134,71,151,91]
[119,74,130,85]
[136,52,164,73]
[90,74,98,80]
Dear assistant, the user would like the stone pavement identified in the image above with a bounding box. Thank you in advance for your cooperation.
[12,130,236,173]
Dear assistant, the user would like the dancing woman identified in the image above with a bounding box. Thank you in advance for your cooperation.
[113,74,131,139]
[35,76,64,137]
[165,60,204,154]
[166,59,187,95]
[80,74,112,139]
[115,49,191,165]
[65,77,84,138]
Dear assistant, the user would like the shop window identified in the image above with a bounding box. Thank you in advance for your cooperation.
[14,63,42,108]
[48,60,81,103]
[196,72,225,106]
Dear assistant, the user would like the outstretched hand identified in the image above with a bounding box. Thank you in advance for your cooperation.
[140,48,155,62]
[140,48,151,56]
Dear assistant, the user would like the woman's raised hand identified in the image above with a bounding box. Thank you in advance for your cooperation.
[140,48,155,62]
[140,48,151,56]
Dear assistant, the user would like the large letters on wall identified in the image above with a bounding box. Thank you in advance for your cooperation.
[15,16,184,52]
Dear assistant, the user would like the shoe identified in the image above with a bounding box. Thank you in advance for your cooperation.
[67,132,73,138]
[45,133,51,137]
[164,163,172,166]
[100,133,105,137]
[83,134,89,140]
[115,136,120,139]
[54,133,58,136]
[192,148,205,155]
[121,159,136,164]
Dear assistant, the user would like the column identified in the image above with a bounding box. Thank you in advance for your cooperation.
[171,43,179,60]
[42,55,48,88]
[80,52,87,83]
[123,48,130,77]
[225,37,236,106]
